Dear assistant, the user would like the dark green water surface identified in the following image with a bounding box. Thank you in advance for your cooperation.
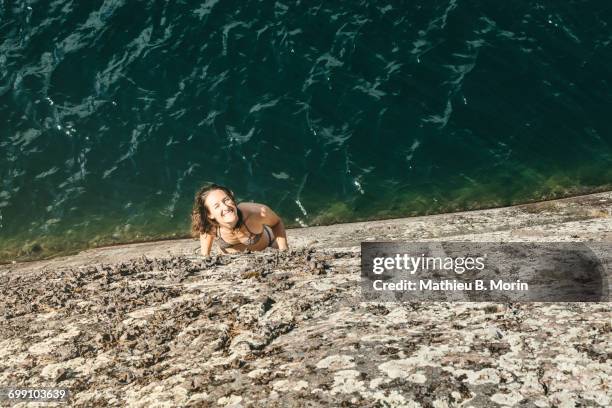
[1,0,611,261]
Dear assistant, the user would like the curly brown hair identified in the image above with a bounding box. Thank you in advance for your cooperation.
[190,184,242,237]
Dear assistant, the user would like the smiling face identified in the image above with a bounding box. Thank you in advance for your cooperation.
[204,189,238,227]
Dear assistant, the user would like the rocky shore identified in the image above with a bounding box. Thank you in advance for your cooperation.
[1,192,611,407]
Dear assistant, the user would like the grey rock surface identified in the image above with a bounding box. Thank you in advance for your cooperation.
[1,192,611,407]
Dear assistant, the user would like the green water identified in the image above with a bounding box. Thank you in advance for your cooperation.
[1,0,611,262]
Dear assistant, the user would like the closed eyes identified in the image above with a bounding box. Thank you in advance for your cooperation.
[213,197,233,209]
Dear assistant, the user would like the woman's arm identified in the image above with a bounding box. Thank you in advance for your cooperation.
[200,232,215,256]
[270,217,288,250]
[243,203,288,250]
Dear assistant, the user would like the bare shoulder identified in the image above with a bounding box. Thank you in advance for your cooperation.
[238,202,273,219]
[200,229,216,239]
[238,202,280,227]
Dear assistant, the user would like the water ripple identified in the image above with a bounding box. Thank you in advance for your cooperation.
[1,0,611,261]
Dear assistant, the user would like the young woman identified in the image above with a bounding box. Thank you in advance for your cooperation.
[191,184,288,256]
